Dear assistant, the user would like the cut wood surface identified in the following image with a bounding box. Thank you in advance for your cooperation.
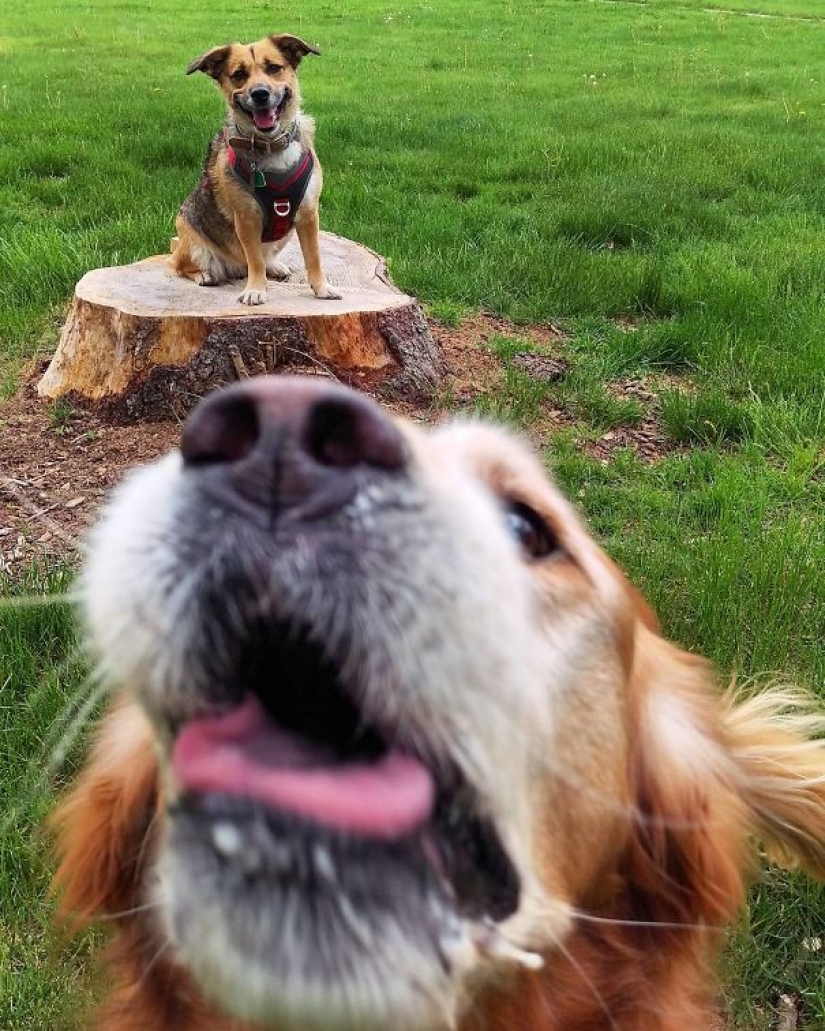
[38,233,443,419]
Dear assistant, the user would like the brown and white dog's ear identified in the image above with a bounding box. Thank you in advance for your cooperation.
[269,34,321,67]
[50,697,159,926]
[186,44,231,78]
[624,630,750,932]
[624,625,825,937]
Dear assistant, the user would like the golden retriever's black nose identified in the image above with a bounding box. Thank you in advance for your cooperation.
[249,86,271,105]
[181,376,407,515]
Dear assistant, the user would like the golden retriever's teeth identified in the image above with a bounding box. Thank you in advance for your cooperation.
[312,843,336,882]
[472,921,544,971]
[211,821,243,857]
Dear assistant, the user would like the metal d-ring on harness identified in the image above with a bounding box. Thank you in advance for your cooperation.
[225,128,315,243]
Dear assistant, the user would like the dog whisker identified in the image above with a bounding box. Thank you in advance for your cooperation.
[566,906,723,935]
[135,936,174,991]
[0,592,74,609]
[134,809,163,887]
[46,677,109,774]
[94,901,163,923]
[555,936,622,1031]
[1,654,98,839]
[0,477,82,551]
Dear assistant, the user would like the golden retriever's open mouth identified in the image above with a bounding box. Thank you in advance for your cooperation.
[170,619,520,923]
[174,697,431,838]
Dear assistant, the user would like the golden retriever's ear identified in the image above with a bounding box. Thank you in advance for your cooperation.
[269,34,321,67]
[625,630,750,929]
[627,629,825,936]
[186,44,231,78]
[723,689,825,878]
[51,698,159,925]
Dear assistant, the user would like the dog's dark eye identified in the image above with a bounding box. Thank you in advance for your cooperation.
[230,67,248,83]
[505,501,559,560]
[265,62,283,74]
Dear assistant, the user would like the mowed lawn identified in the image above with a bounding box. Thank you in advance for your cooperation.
[1,0,824,1027]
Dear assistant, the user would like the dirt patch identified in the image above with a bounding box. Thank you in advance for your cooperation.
[585,377,674,464]
[0,383,181,571]
[440,311,565,350]
[2,314,678,575]
[429,311,565,405]
[612,314,642,333]
[511,353,570,383]
[0,314,550,573]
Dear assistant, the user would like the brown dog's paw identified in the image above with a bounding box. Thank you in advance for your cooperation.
[266,260,291,281]
[237,286,268,306]
[194,270,220,286]
[312,281,342,300]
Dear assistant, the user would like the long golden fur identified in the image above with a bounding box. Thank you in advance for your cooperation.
[52,377,825,1030]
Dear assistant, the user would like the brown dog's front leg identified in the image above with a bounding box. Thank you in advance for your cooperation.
[295,209,342,300]
[234,209,268,306]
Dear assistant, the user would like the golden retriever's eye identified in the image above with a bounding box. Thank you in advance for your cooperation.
[230,67,248,83]
[505,501,559,560]
[265,62,284,74]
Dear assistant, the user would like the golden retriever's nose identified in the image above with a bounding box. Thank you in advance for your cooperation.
[180,376,408,514]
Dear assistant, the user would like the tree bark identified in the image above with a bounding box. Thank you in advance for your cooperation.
[38,233,443,420]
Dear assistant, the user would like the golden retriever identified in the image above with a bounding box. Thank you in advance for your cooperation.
[53,376,825,1030]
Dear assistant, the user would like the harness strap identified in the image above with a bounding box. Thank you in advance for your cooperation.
[226,143,315,242]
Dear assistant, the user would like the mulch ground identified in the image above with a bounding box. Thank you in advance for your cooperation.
[0,314,671,574]
[588,377,672,465]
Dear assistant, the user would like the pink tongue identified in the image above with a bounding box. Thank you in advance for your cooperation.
[252,110,276,130]
[172,696,435,839]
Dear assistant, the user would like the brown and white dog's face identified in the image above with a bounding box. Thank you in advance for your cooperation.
[80,377,648,1029]
[186,34,319,136]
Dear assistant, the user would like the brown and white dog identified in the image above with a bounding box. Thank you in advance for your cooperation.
[170,35,341,306]
[54,377,825,1030]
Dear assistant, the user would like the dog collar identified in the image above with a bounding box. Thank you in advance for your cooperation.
[226,119,300,154]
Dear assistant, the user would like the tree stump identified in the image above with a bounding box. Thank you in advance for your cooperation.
[38,233,443,420]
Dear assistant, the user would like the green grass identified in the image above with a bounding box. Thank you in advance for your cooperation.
[1,0,824,1026]
[549,443,825,687]
[0,568,96,1029]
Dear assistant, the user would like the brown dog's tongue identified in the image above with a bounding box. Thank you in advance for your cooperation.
[172,696,435,840]
[252,110,277,130]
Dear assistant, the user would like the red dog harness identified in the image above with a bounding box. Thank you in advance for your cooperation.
[226,142,315,243]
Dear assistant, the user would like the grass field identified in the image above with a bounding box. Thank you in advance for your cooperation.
[1,0,824,1026]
